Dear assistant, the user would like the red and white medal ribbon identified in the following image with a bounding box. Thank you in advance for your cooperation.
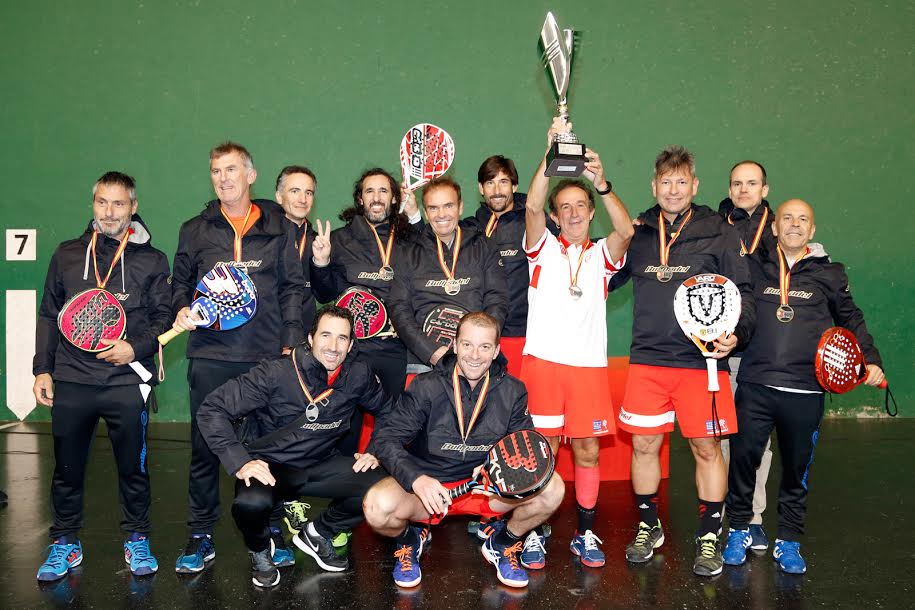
[728,206,768,256]
[484,212,498,238]
[90,229,133,289]
[775,244,809,323]
[451,365,490,444]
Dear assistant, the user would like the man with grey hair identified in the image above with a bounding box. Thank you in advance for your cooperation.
[170,142,305,573]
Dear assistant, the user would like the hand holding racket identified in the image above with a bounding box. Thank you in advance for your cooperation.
[449,430,555,500]
[400,123,455,192]
[674,274,742,392]
[816,327,888,392]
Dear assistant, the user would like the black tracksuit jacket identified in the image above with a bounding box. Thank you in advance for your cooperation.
[291,219,318,335]
[197,347,391,476]
[171,198,305,361]
[34,216,172,386]
[718,198,776,256]
[738,242,882,391]
[608,204,756,370]
[373,354,532,491]
[387,224,508,364]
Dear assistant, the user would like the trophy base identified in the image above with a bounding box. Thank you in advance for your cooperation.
[545,140,587,177]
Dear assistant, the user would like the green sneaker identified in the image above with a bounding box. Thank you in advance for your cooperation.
[625,521,665,563]
[693,532,724,576]
[283,501,312,535]
[331,531,352,548]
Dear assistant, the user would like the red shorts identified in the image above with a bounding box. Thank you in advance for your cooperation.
[424,479,502,526]
[520,355,615,438]
[499,336,526,378]
[618,364,737,438]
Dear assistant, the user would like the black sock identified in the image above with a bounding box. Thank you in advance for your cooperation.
[493,523,522,547]
[635,492,660,526]
[697,499,724,537]
[396,524,419,546]
[577,504,596,533]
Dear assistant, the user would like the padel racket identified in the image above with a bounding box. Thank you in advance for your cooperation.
[422,305,467,351]
[58,288,127,352]
[674,274,741,391]
[335,286,395,339]
[815,327,888,393]
[449,429,555,500]
[400,123,455,191]
[158,263,257,345]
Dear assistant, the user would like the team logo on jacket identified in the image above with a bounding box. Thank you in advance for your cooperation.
[500,249,519,258]
[441,442,492,453]
[299,419,343,431]
[113,292,130,301]
[645,265,690,274]
[216,259,263,269]
[763,287,813,299]
[425,278,470,288]
[357,271,392,282]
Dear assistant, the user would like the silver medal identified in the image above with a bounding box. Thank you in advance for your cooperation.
[444,278,461,296]
[569,285,583,299]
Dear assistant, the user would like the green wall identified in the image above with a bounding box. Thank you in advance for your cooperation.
[2,1,912,420]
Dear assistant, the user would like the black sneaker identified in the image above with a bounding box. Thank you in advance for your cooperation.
[293,525,348,572]
[693,532,724,576]
[625,521,665,563]
[249,548,280,588]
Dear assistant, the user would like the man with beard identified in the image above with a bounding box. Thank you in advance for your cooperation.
[717,160,775,551]
[170,142,305,573]
[33,171,171,581]
[364,312,565,589]
[387,176,508,372]
[197,305,391,587]
[612,145,755,577]
[722,199,884,574]
[460,156,559,377]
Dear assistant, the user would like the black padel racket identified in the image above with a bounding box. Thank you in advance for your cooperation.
[449,429,555,500]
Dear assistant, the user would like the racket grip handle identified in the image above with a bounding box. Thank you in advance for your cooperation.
[157,327,184,346]
[449,482,471,500]
[706,358,720,392]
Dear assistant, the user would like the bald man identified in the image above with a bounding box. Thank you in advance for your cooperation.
[722,199,885,575]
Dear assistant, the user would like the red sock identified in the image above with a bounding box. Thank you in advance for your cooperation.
[574,465,600,509]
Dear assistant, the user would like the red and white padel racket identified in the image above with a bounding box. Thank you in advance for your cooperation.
[58,288,127,352]
[815,327,887,393]
[158,263,258,345]
[422,305,467,351]
[674,274,741,392]
[335,286,395,339]
[400,123,455,191]
[449,430,556,500]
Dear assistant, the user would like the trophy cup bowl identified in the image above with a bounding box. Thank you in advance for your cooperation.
[541,11,587,177]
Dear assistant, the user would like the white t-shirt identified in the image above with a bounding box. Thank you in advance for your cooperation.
[522,230,624,367]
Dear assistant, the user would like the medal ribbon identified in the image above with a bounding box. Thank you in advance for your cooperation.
[90,229,133,289]
[297,229,308,261]
[435,226,462,281]
[566,239,590,293]
[484,212,498,238]
[728,207,768,255]
[451,365,491,443]
[776,244,809,308]
[291,348,335,406]
[219,203,254,262]
[368,221,395,269]
[658,209,693,267]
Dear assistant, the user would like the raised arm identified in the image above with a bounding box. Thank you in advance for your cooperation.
[581,148,634,263]
[526,118,569,249]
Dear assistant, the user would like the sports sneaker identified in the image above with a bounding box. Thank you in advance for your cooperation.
[772,539,806,574]
[722,528,752,566]
[269,527,295,568]
[693,532,724,576]
[625,521,665,563]
[175,534,215,573]
[481,536,528,588]
[293,523,348,572]
[124,534,158,576]
[283,500,311,535]
[37,539,83,582]
[249,547,280,588]
[392,526,429,588]
[332,530,352,548]
[476,517,503,541]
[472,519,551,539]
[749,524,769,551]
[570,530,606,568]
[520,531,546,570]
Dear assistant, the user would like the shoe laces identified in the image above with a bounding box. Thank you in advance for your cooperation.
[522,532,546,555]
[580,530,604,551]
[286,501,311,521]
[502,541,523,571]
[698,534,718,559]
[43,544,70,570]
[633,522,654,546]
[128,539,153,563]
[394,545,414,572]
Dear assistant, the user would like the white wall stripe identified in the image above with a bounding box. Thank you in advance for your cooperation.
[6,290,37,420]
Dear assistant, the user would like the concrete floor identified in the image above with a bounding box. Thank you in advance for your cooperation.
[1,418,911,609]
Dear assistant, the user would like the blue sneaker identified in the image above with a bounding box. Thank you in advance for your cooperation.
[175,534,215,573]
[269,527,295,568]
[520,531,546,570]
[392,526,428,588]
[570,530,605,568]
[124,534,158,576]
[773,539,806,574]
[482,535,528,588]
[749,524,769,550]
[476,517,504,541]
[37,539,83,582]
[722,528,752,566]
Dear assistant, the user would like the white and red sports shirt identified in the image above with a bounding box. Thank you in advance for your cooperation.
[522,230,625,367]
